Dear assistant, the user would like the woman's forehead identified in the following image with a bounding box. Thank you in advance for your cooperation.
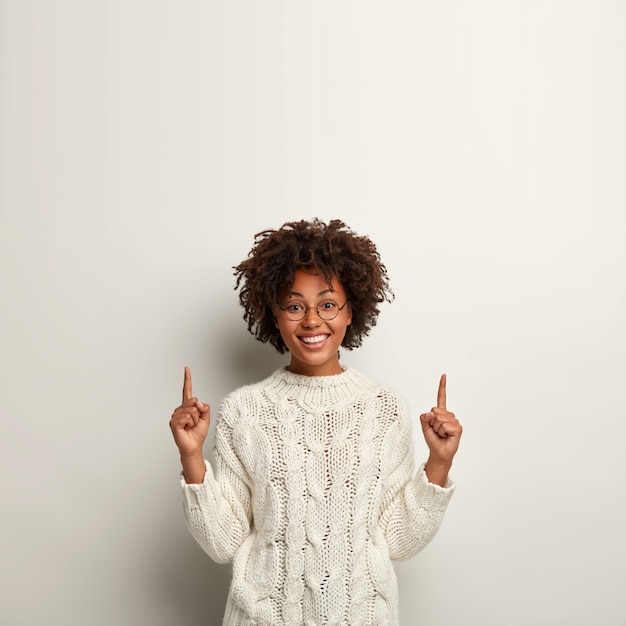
[287,269,344,296]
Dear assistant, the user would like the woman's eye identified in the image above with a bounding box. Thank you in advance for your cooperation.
[285,302,304,312]
[320,300,337,310]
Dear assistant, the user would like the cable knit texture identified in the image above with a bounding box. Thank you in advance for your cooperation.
[181,367,455,626]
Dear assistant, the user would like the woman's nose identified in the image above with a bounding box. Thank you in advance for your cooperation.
[301,306,321,326]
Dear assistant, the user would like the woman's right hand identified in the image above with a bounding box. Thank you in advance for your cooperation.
[169,366,211,459]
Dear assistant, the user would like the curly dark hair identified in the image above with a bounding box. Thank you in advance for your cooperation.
[233,218,394,354]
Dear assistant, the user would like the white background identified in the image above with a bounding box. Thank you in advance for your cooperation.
[1,1,625,625]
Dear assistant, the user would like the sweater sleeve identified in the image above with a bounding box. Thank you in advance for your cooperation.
[179,402,252,564]
[378,396,455,561]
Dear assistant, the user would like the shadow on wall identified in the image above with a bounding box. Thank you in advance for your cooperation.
[230,335,287,386]
[155,523,231,625]
[212,315,288,391]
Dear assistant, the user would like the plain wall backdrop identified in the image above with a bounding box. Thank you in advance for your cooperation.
[1,1,625,625]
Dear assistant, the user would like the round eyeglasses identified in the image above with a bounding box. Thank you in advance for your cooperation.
[278,299,349,322]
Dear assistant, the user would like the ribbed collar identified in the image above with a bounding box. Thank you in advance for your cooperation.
[261,366,377,409]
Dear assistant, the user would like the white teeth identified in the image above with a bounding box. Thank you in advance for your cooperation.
[300,335,328,344]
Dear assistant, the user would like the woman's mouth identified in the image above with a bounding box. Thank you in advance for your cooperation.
[299,334,329,346]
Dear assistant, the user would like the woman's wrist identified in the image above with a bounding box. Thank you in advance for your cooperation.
[180,451,206,484]
[424,457,452,487]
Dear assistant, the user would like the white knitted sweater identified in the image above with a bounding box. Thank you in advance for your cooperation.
[181,367,455,626]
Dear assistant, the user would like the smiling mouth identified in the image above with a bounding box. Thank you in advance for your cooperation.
[299,334,329,345]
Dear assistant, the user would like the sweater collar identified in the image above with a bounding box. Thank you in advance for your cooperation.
[263,366,375,408]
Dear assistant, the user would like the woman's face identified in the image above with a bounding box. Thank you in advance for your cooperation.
[275,269,352,376]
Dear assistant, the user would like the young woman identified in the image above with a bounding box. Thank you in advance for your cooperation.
[169,218,462,625]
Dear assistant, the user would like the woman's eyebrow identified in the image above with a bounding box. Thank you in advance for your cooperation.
[288,289,334,298]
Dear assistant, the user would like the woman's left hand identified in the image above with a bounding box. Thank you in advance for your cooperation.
[420,374,463,485]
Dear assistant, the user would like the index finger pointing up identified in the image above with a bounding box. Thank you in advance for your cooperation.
[437,373,447,409]
[182,366,193,403]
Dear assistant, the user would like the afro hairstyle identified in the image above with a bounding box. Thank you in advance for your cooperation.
[233,218,394,354]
